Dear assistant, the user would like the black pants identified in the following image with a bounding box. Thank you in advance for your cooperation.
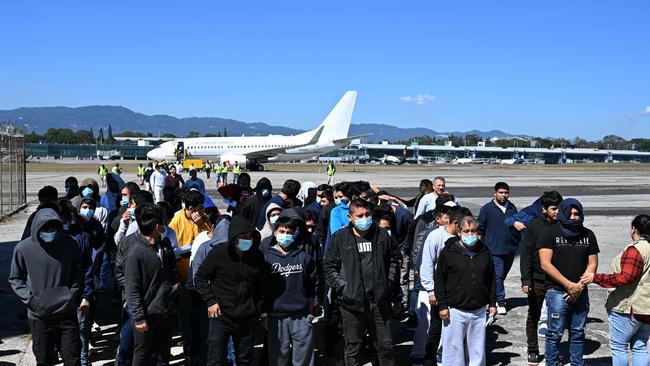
[29,313,80,366]
[340,302,395,366]
[426,303,442,363]
[526,279,547,355]
[323,286,341,352]
[132,316,174,366]
[207,317,256,366]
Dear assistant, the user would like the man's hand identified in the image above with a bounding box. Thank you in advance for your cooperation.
[429,295,437,306]
[135,321,149,333]
[79,298,91,312]
[489,306,497,316]
[565,282,583,297]
[439,309,450,320]
[190,212,204,225]
[514,222,526,231]
[580,272,595,286]
[122,210,132,224]
[208,303,221,318]
[521,285,529,294]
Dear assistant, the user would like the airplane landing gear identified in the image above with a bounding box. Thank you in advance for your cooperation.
[248,163,265,171]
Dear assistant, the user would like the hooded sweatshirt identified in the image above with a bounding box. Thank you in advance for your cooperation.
[259,203,282,241]
[240,177,272,226]
[100,173,126,214]
[9,209,83,320]
[264,244,317,314]
[194,216,267,322]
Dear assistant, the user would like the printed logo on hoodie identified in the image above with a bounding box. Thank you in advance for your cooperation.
[271,262,304,277]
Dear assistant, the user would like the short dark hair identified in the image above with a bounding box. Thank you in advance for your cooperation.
[125,182,140,195]
[420,179,433,189]
[80,197,97,210]
[56,198,76,222]
[64,177,78,186]
[541,191,563,209]
[274,216,296,231]
[135,203,164,236]
[305,210,317,223]
[494,182,510,191]
[433,205,450,218]
[157,201,175,222]
[632,215,650,237]
[281,180,301,198]
[321,190,334,203]
[38,186,58,203]
[131,190,154,207]
[447,206,464,225]
[183,190,205,208]
[317,184,331,192]
[349,198,372,214]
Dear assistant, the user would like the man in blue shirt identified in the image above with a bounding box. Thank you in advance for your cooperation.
[477,182,520,315]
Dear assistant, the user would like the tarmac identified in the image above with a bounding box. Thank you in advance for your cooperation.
[1,163,649,365]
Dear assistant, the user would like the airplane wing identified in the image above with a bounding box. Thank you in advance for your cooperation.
[246,126,324,160]
[331,133,373,146]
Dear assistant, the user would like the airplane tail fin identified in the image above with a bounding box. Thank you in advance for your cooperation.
[310,91,357,144]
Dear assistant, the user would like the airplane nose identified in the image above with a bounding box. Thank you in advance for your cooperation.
[147,149,161,160]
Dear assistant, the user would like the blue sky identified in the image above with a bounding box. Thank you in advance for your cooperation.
[1,1,649,140]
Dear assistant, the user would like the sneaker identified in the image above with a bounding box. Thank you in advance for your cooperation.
[527,353,540,365]
[497,302,507,315]
[537,322,547,338]
[405,315,418,331]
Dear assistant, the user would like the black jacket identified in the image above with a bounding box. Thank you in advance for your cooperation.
[520,215,553,286]
[194,243,267,321]
[323,225,400,312]
[124,233,178,324]
[435,237,497,311]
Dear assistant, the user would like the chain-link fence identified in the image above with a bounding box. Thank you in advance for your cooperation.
[1,123,26,219]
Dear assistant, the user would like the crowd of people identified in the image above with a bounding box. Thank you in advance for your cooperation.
[8,162,650,366]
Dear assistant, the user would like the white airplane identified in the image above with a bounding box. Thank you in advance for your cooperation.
[146,91,359,171]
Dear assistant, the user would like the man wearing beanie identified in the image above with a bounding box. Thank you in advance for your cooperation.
[538,198,599,366]
[194,216,268,366]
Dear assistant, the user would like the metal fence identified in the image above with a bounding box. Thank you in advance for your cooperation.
[1,124,27,219]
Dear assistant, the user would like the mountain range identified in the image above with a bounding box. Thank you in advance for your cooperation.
[0,105,519,142]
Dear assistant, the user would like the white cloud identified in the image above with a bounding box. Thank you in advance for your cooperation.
[644,106,650,115]
[397,94,436,105]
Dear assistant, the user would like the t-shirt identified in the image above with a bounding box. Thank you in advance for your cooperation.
[354,235,375,300]
[536,222,600,291]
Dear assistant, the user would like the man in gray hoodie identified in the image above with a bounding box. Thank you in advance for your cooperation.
[9,208,83,366]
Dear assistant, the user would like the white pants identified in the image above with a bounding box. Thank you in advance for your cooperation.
[153,186,164,203]
[411,290,432,357]
[442,307,486,366]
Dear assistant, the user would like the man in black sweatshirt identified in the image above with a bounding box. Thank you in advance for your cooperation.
[519,191,563,365]
[123,203,178,366]
[194,216,267,366]
[263,216,319,366]
[9,208,83,366]
[435,215,497,366]
[323,199,400,366]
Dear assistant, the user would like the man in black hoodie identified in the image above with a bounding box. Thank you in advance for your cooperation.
[10,208,83,366]
[239,177,272,225]
[123,203,178,366]
[435,215,497,366]
[323,199,400,366]
[195,216,267,366]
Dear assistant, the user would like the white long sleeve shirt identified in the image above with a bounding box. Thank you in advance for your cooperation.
[419,226,455,294]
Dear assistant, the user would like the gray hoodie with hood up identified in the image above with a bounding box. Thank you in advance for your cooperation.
[9,208,83,320]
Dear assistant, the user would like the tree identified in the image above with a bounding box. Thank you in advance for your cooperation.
[204,133,220,137]
[187,131,200,138]
[217,131,222,137]
[161,133,177,138]
[463,134,481,146]
[24,131,42,143]
[107,124,115,144]
[223,128,228,137]
[97,127,105,144]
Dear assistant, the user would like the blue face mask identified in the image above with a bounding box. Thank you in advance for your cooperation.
[64,187,71,196]
[335,198,342,206]
[269,216,279,226]
[237,239,253,252]
[120,197,129,206]
[276,233,294,248]
[461,235,478,247]
[261,188,270,198]
[82,187,94,197]
[80,208,95,220]
[129,207,136,220]
[39,231,58,243]
[354,216,373,231]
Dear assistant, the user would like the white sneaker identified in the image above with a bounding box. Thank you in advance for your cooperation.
[497,305,507,315]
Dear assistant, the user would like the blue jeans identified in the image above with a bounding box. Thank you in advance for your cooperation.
[545,289,589,366]
[608,310,650,366]
[118,305,134,366]
[79,310,91,366]
[492,254,515,303]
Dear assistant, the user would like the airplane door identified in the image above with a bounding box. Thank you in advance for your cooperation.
[175,141,185,161]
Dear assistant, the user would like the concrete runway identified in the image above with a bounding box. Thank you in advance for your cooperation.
[2,164,650,365]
